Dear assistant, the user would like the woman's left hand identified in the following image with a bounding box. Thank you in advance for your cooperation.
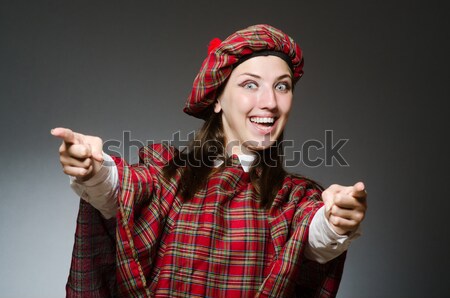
[321,182,368,235]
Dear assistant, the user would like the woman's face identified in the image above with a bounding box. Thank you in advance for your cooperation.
[215,55,293,155]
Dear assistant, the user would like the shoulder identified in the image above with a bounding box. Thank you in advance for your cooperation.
[270,174,324,221]
[138,143,178,167]
[281,173,324,201]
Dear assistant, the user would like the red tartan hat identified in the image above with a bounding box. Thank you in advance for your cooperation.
[184,24,304,119]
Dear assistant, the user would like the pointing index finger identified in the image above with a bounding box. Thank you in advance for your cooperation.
[51,127,78,144]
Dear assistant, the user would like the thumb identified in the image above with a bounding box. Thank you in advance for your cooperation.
[91,150,104,163]
[351,181,366,198]
[88,137,104,163]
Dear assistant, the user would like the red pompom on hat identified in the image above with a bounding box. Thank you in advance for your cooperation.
[184,24,304,119]
[207,38,222,54]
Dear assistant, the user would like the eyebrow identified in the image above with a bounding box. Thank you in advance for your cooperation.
[238,72,293,81]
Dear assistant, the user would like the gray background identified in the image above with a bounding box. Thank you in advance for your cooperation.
[1,0,448,297]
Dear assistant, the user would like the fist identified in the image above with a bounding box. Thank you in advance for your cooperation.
[51,127,104,181]
[321,182,367,235]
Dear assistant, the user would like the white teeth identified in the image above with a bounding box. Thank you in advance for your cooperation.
[250,117,275,123]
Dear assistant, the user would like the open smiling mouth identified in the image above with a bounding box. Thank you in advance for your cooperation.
[250,117,275,125]
[249,117,277,133]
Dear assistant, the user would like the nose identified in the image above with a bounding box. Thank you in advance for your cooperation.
[258,86,277,110]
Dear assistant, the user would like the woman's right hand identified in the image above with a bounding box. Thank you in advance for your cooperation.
[51,127,104,181]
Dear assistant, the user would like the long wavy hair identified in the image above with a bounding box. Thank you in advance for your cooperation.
[162,105,292,208]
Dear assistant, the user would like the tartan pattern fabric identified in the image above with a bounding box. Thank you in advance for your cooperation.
[184,24,304,119]
[66,200,117,297]
[67,143,346,297]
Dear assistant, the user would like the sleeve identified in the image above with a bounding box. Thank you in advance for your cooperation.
[293,186,348,298]
[294,252,347,298]
[257,182,346,298]
[113,144,175,222]
[66,144,173,297]
[113,144,180,295]
[304,205,361,264]
[66,200,117,298]
[70,153,119,219]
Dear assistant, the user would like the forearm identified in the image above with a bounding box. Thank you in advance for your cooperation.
[305,206,361,264]
[70,153,119,219]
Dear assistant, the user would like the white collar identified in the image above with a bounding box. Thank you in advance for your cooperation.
[213,153,256,172]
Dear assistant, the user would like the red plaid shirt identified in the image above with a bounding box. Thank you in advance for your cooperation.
[67,143,346,297]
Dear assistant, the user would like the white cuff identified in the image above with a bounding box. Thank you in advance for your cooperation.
[70,153,119,219]
[304,206,361,264]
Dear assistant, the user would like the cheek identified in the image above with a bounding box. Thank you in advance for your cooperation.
[279,97,293,115]
[233,96,254,113]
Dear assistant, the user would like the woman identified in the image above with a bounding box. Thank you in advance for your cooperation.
[52,24,367,297]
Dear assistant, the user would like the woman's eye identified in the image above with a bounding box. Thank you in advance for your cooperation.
[243,82,258,89]
[275,82,290,92]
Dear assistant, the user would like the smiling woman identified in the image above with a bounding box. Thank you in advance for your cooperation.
[215,55,293,154]
[52,24,367,297]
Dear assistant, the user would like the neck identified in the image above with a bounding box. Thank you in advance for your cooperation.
[226,141,257,157]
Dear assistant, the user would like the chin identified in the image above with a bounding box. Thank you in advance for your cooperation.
[244,136,279,152]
